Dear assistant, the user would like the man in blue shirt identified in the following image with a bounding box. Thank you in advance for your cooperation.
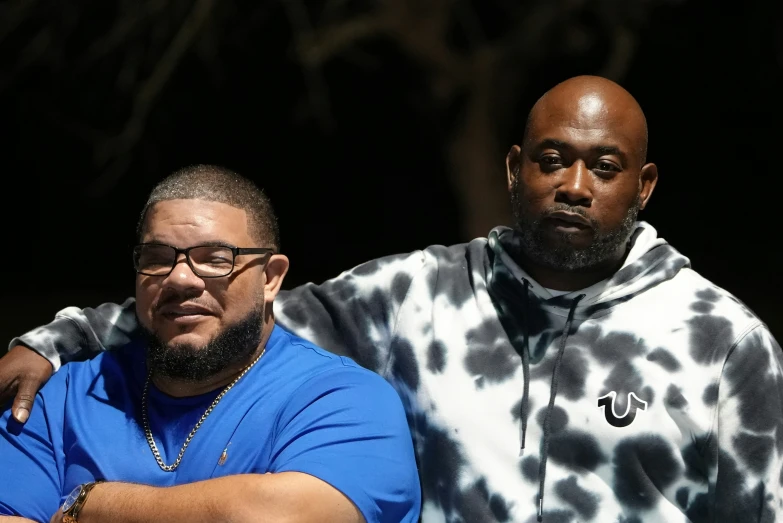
[0,165,420,523]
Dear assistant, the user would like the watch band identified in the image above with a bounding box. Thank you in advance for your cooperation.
[62,480,103,523]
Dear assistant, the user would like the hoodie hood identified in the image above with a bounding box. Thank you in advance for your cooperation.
[488,221,691,316]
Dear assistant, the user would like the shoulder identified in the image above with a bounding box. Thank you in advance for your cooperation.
[41,344,140,406]
[275,329,402,400]
[419,237,487,269]
[334,239,484,287]
[671,268,767,337]
[44,350,113,389]
[279,329,394,381]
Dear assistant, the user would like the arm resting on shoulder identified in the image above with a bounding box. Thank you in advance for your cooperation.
[1,299,137,422]
[76,473,363,523]
[9,298,138,370]
[4,249,426,389]
[8,250,427,373]
[1,249,426,421]
[275,251,425,371]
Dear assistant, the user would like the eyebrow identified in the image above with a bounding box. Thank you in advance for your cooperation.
[144,239,238,249]
[535,139,570,151]
[535,139,627,162]
[198,240,240,249]
[594,145,623,156]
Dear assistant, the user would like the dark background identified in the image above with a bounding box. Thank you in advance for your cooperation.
[1,0,781,350]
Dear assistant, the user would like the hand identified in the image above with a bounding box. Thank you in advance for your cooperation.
[0,345,53,423]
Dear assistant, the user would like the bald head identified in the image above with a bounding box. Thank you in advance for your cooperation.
[523,76,648,164]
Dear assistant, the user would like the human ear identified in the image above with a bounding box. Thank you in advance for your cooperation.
[506,145,522,191]
[262,255,289,304]
[638,163,658,210]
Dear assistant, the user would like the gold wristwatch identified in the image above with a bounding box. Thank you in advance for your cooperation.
[61,481,103,523]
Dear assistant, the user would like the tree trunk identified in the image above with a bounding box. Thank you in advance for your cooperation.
[445,68,512,241]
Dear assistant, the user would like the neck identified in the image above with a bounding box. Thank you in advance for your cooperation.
[151,315,275,398]
[517,245,628,292]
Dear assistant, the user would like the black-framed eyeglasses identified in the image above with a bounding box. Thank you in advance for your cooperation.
[133,243,275,278]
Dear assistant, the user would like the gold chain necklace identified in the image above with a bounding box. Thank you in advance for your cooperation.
[141,346,266,472]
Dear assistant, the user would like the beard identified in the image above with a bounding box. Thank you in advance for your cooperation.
[143,304,264,382]
[511,180,641,272]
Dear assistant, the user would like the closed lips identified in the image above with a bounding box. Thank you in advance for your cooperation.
[547,211,591,228]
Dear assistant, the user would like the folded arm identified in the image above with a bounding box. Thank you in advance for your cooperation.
[2,347,420,523]
[66,364,421,523]
[65,473,363,523]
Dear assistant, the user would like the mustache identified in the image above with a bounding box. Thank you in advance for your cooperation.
[152,292,216,315]
[542,204,598,227]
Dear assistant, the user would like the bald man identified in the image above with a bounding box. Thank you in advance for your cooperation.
[2,76,782,522]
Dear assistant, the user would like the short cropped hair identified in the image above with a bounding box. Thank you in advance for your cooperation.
[137,165,280,251]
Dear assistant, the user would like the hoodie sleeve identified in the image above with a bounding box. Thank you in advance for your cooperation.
[9,251,426,375]
[274,251,426,374]
[8,298,138,371]
[711,324,783,522]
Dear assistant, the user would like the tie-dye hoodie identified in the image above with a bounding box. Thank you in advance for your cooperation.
[12,222,783,522]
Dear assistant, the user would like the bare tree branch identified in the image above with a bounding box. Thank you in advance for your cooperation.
[455,0,487,49]
[115,44,144,93]
[283,0,662,237]
[0,26,52,92]
[1,0,672,238]
[80,0,167,66]
[295,14,388,67]
[599,25,637,81]
[447,53,512,239]
[87,0,218,197]
[230,0,278,43]
[0,0,40,46]
[283,0,335,131]
[322,0,353,24]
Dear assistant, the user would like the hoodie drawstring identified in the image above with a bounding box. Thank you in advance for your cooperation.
[519,280,531,454]
[533,293,584,522]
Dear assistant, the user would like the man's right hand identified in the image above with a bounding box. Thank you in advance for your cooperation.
[0,345,53,423]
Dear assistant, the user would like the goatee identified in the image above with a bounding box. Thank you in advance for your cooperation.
[511,180,641,272]
[143,305,264,382]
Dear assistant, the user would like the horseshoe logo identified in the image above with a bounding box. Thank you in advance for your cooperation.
[597,391,647,428]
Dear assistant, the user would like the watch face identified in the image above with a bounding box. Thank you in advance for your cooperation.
[62,485,83,512]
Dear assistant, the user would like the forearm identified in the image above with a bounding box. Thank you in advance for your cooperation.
[12,299,138,370]
[80,478,250,523]
[80,473,361,523]
[0,517,37,522]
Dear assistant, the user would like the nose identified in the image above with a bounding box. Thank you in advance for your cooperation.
[161,254,206,294]
[555,160,593,206]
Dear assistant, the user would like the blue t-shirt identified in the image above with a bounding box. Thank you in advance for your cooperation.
[0,326,420,522]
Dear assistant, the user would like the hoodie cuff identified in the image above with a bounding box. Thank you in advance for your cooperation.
[8,317,85,372]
